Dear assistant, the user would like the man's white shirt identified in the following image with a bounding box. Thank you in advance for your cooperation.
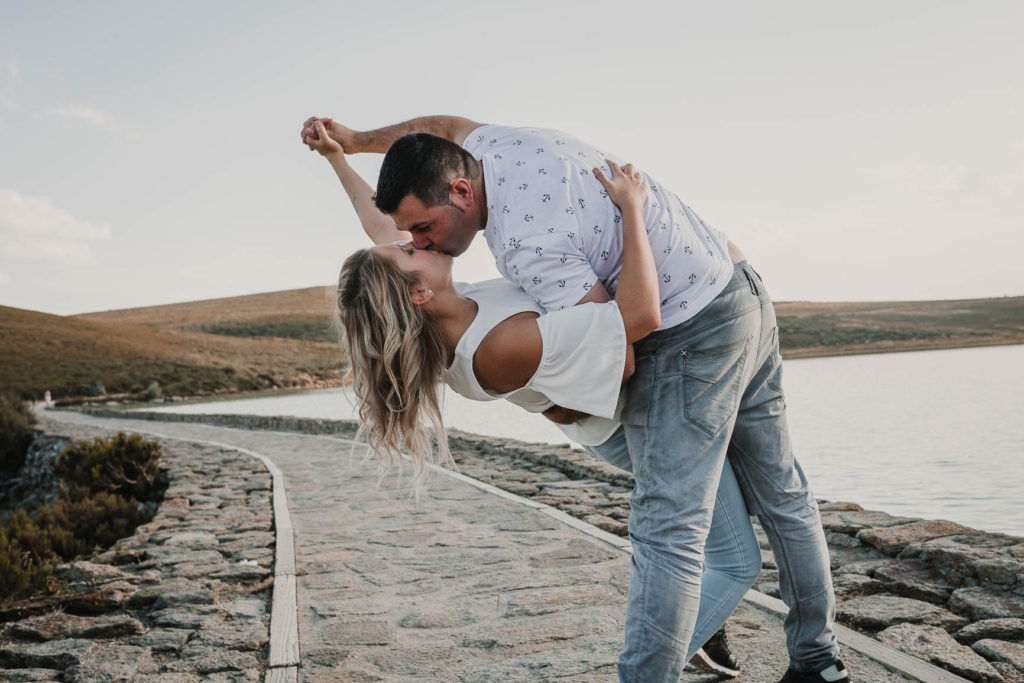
[463,124,734,329]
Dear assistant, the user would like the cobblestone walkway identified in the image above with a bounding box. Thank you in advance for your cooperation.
[41,410,931,682]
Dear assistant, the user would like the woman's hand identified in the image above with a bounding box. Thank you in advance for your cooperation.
[301,119,345,158]
[594,160,648,214]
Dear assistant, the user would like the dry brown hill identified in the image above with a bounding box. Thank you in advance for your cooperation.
[1,303,342,400]
[78,285,1024,360]
[4,287,1022,401]
[773,296,1024,358]
[76,286,338,343]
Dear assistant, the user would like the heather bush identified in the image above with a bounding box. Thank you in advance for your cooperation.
[0,392,35,471]
[1,433,165,605]
[0,531,55,604]
[55,432,166,502]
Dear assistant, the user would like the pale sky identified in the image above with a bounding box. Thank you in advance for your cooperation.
[1,1,1022,315]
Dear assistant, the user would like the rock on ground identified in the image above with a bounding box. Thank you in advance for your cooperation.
[875,623,1003,683]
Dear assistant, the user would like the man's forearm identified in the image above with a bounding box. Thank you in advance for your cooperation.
[343,115,482,153]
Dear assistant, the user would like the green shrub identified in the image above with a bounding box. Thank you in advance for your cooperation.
[55,432,166,502]
[0,392,36,472]
[0,530,56,604]
[1,432,166,605]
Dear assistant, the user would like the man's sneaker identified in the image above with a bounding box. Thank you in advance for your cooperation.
[777,659,849,682]
[687,627,741,678]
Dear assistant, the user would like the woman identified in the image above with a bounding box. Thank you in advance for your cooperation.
[305,120,760,675]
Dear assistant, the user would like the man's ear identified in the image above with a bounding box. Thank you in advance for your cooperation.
[409,286,435,306]
[449,178,474,209]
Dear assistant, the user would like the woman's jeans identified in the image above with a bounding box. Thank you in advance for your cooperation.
[586,431,761,662]
[612,263,838,682]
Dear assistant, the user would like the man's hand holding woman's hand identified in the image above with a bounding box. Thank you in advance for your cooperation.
[301,119,346,158]
[301,116,356,156]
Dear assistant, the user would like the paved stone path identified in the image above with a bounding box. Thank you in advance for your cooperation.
[40,410,934,682]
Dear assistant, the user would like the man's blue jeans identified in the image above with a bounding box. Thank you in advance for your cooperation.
[616,263,838,681]
[587,432,762,663]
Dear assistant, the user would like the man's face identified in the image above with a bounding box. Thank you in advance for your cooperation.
[390,194,481,256]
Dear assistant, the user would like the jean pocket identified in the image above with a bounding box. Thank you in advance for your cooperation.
[682,337,751,437]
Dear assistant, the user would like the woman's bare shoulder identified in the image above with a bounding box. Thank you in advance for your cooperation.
[472,313,542,394]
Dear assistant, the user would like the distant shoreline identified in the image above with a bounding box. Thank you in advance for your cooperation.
[781,337,1024,360]
[5,289,1022,401]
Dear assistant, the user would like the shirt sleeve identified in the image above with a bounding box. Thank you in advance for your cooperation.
[503,232,599,312]
[530,300,627,418]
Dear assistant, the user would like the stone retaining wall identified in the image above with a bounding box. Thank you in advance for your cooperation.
[60,408,1024,680]
[0,420,275,681]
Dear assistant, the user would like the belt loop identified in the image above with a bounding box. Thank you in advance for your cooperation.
[743,267,759,297]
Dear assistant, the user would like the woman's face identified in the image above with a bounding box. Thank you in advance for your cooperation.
[374,240,454,293]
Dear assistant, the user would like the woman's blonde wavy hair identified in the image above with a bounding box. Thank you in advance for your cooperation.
[335,248,452,492]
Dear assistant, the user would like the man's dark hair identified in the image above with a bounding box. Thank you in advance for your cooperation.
[374,133,479,214]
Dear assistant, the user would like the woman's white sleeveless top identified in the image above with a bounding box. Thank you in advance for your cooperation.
[446,279,625,445]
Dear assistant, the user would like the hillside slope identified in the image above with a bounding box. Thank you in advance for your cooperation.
[6,288,1022,400]
[76,286,337,343]
[1,304,342,399]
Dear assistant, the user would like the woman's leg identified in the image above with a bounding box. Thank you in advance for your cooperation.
[686,456,762,660]
[586,429,761,662]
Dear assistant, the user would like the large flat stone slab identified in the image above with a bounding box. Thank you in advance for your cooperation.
[859,520,973,556]
[949,587,1024,621]
[837,594,968,632]
[876,623,1002,683]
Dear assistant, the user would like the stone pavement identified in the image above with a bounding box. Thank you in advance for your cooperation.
[36,410,948,682]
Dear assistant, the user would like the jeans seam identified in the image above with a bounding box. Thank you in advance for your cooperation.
[758,515,838,670]
[727,438,820,512]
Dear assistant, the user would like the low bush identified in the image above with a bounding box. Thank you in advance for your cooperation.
[55,432,166,503]
[0,531,56,604]
[1,432,165,605]
[0,392,36,472]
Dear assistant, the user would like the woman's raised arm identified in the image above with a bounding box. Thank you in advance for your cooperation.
[303,120,410,246]
[594,160,661,343]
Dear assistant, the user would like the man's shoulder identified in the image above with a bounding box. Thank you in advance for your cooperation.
[463,124,570,155]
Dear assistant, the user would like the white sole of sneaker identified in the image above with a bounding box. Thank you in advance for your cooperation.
[687,648,741,678]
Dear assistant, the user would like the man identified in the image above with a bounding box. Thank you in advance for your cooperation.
[303,115,846,683]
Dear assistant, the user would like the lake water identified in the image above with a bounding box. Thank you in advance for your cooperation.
[148,344,1024,537]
